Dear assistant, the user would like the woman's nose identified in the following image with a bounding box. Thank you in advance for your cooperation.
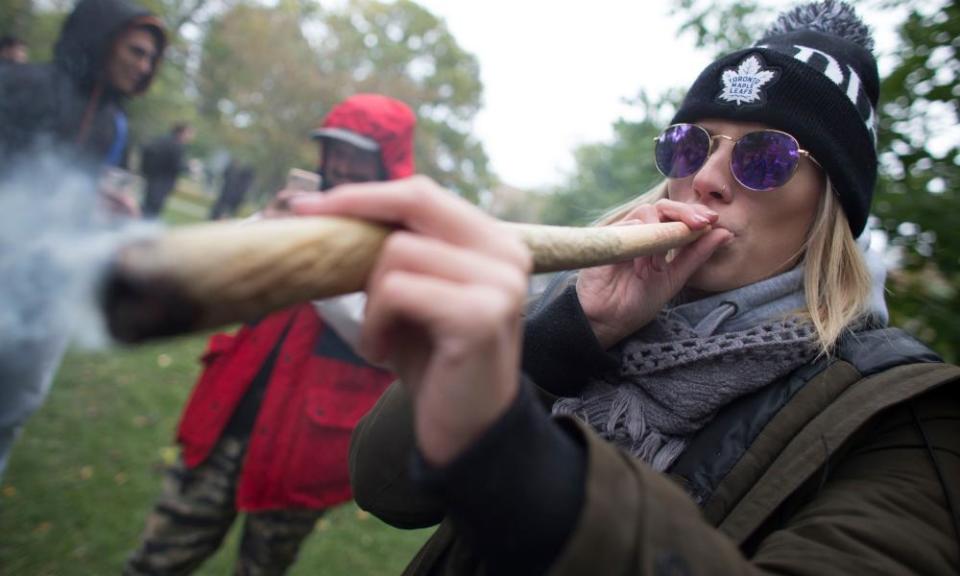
[691,140,735,204]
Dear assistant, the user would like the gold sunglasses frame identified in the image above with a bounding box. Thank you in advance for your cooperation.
[653,123,821,191]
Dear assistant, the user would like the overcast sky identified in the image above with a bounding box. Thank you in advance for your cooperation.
[414,1,911,190]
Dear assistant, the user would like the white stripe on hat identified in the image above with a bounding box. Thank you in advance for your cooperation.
[310,127,380,152]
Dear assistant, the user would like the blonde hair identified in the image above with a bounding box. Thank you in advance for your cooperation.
[595,179,872,354]
[801,181,872,355]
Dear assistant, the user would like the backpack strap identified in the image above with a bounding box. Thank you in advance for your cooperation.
[670,327,943,512]
[910,399,960,554]
[718,360,960,544]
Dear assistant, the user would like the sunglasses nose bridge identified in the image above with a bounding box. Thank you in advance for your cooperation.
[700,134,737,177]
[709,133,736,154]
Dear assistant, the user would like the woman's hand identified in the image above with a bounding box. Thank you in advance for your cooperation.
[577,199,732,348]
[292,176,532,466]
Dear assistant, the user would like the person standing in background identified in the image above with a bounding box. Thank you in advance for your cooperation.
[0,0,167,480]
[125,94,417,576]
[210,158,255,220]
[0,35,28,64]
[139,122,193,218]
[0,0,166,170]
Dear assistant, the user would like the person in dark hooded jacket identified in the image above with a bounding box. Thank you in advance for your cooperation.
[0,0,166,171]
[289,3,958,576]
[125,94,417,576]
[0,0,166,481]
[0,35,28,64]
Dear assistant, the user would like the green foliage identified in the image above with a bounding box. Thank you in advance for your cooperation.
[539,0,782,225]
[196,2,326,195]
[307,0,493,201]
[0,0,34,41]
[670,0,775,57]
[541,91,681,226]
[872,0,960,361]
[191,0,491,202]
[12,0,491,204]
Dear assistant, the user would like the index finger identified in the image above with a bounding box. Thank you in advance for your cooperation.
[652,199,718,230]
[292,176,531,272]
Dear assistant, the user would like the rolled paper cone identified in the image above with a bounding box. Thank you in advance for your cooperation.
[103,217,702,342]
[501,221,703,273]
[104,217,390,342]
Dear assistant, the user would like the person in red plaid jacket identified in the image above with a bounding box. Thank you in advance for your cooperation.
[125,94,416,576]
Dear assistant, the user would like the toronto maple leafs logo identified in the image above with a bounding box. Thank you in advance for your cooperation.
[717,54,779,106]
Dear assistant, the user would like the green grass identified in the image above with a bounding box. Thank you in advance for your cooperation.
[0,196,432,574]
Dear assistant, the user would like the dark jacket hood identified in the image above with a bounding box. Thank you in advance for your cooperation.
[53,0,167,96]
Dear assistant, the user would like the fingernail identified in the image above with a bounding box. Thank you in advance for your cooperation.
[694,215,712,225]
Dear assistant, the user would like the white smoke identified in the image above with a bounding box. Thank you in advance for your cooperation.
[0,152,160,351]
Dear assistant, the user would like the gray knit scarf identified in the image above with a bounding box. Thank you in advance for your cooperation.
[552,267,820,472]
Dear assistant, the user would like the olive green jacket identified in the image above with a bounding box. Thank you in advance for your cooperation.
[350,327,960,575]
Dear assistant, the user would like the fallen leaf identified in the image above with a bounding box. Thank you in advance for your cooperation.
[159,446,178,466]
[315,518,330,532]
[33,522,52,535]
[114,473,128,485]
[157,354,173,368]
[79,466,94,480]
[355,509,370,521]
[2,485,16,498]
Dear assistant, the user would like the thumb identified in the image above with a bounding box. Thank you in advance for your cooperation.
[667,228,733,283]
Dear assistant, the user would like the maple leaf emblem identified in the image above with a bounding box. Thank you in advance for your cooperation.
[718,55,778,106]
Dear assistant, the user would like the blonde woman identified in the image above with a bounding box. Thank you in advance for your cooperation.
[298,2,960,574]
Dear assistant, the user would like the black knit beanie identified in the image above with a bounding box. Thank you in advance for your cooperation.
[671,0,879,237]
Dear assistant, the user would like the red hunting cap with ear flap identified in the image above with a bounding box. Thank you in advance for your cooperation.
[311,94,417,181]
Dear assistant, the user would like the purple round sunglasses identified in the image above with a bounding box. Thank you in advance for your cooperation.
[653,123,821,192]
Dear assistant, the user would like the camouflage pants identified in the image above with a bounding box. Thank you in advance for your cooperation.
[124,436,324,576]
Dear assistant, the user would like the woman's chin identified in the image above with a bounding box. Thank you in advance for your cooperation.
[686,251,738,294]
[685,261,763,295]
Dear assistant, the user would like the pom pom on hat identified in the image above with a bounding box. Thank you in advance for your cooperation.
[762,0,874,51]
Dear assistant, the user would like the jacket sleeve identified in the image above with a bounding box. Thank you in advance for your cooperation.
[522,282,618,397]
[549,384,960,575]
[349,278,608,528]
[349,381,446,528]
